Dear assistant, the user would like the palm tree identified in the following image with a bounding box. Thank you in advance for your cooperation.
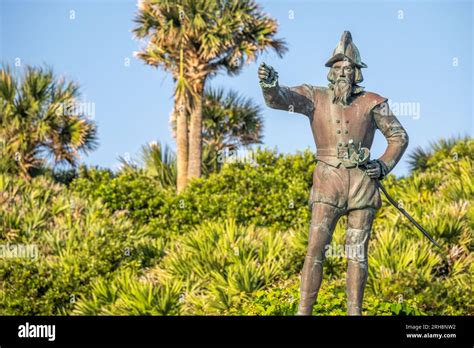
[118,86,263,183]
[202,87,263,172]
[0,65,98,178]
[133,0,286,190]
[119,141,177,189]
[203,87,263,151]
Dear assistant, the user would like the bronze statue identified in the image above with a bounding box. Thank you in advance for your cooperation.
[258,31,409,315]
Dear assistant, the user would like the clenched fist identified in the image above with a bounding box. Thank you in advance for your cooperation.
[258,62,278,87]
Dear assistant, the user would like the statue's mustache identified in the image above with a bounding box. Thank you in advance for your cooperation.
[336,77,351,84]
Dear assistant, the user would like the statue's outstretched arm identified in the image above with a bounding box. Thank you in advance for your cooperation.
[258,62,315,117]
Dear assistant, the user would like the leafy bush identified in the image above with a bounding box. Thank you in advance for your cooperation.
[72,269,182,315]
[234,276,425,316]
[0,174,166,314]
[74,220,297,315]
[70,149,316,234]
[1,139,472,315]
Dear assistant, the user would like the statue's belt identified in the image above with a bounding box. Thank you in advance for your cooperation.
[317,148,347,157]
[317,146,371,168]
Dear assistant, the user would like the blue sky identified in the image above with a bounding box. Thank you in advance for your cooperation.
[1,0,472,176]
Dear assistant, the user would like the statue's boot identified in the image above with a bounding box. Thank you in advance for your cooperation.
[296,255,324,315]
[346,257,368,315]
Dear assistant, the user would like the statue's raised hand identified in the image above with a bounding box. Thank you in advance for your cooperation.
[258,62,278,88]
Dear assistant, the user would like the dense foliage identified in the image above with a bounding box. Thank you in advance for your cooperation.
[0,65,97,178]
[1,139,472,315]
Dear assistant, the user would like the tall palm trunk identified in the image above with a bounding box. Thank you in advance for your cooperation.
[176,94,188,192]
[188,81,204,179]
[176,46,189,192]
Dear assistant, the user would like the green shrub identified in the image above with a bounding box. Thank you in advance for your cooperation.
[70,149,316,235]
[234,276,425,316]
[72,269,182,315]
[2,139,472,315]
[0,174,166,314]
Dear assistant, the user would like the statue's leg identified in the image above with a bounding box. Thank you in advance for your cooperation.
[345,208,375,315]
[297,202,342,315]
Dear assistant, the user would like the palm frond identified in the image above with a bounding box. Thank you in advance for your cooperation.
[0,65,98,178]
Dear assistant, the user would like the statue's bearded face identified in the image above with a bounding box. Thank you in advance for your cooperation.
[331,60,355,105]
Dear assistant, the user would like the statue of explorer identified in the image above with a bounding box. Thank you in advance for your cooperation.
[258,31,409,315]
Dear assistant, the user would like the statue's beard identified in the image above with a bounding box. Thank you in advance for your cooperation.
[332,77,352,105]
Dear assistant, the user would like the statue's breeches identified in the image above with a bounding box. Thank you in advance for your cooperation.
[310,161,382,210]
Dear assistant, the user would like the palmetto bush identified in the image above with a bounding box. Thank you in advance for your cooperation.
[407,135,471,172]
[74,220,295,315]
[1,138,472,315]
[118,142,177,189]
[0,174,166,314]
[72,269,182,315]
[366,139,473,314]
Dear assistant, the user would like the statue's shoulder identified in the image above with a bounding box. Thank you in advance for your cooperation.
[313,86,328,92]
[297,84,319,92]
[311,86,330,97]
[293,84,323,101]
[361,91,388,106]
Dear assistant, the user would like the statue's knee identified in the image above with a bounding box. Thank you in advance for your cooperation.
[304,254,324,267]
[346,228,368,270]
[347,227,370,244]
[310,222,332,237]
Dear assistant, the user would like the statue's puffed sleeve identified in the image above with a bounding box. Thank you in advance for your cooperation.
[261,83,315,118]
[372,102,409,173]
